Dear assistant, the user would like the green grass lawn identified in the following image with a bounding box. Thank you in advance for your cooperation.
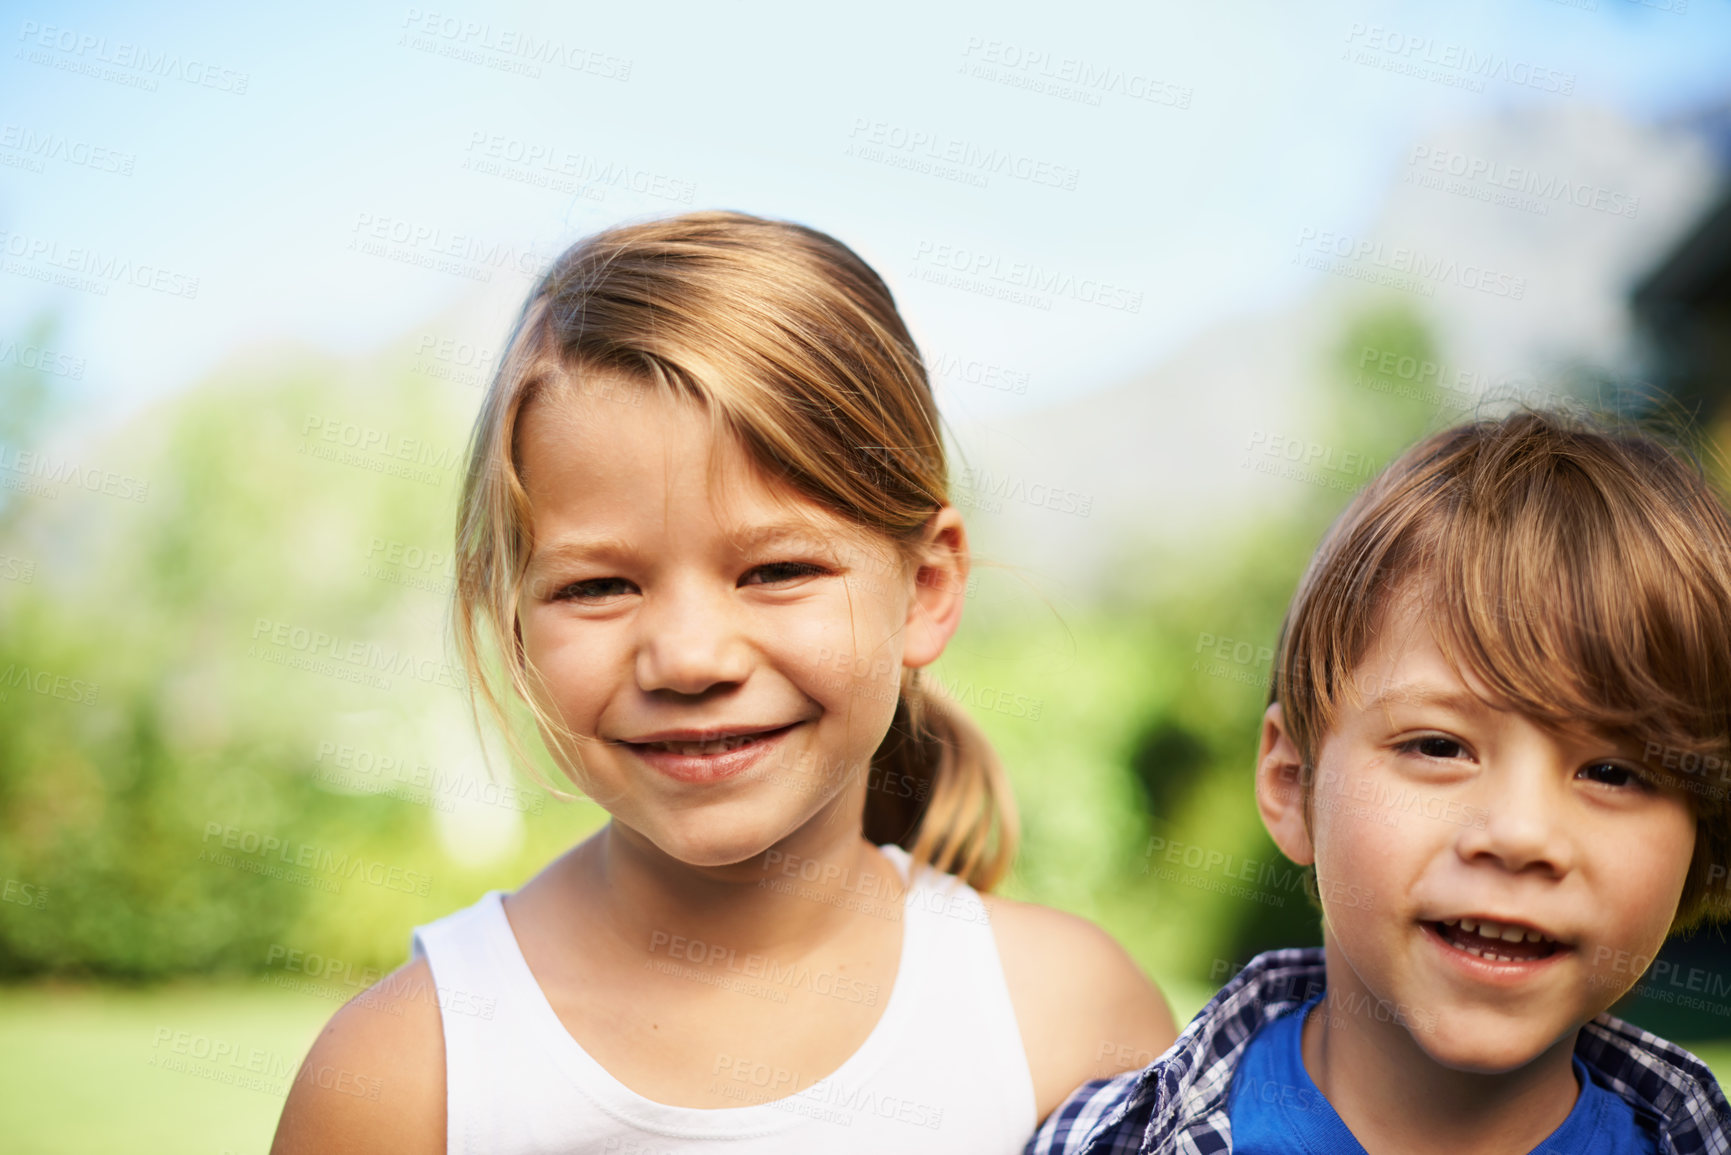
[1,980,1728,1152]
[0,980,337,1155]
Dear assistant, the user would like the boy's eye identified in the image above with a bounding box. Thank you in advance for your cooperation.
[1401,735,1467,760]
[742,561,828,586]
[1578,762,1650,791]
[555,577,636,601]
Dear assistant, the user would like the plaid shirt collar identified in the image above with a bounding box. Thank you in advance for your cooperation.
[1027,947,1731,1155]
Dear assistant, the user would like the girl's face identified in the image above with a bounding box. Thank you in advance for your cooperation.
[514,376,964,868]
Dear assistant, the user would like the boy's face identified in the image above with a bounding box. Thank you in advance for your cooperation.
[1257,591,1697,1073]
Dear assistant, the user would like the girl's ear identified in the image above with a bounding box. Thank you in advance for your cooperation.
[1256,702,1316,866]
[900,506,969,670]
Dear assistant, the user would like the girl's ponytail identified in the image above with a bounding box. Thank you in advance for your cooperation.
[864,675,1019,892]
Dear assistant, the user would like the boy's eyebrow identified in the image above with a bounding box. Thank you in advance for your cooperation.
[1360,683,1487,716]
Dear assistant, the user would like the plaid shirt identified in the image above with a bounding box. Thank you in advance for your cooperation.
[1027,947,1731,1155]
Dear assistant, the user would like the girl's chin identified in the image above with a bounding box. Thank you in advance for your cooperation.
[641,816,803,870]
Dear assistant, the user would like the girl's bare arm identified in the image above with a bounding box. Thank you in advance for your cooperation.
[270,957,447,1155]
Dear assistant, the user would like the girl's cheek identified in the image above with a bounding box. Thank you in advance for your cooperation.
[771,596,900,675]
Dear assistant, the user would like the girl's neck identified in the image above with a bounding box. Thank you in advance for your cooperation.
[568,804,906,963]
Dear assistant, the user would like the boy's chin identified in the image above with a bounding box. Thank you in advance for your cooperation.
[1409,1016,1577,1075]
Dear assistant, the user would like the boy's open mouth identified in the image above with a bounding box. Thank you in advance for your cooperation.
[1427,917,1565,963]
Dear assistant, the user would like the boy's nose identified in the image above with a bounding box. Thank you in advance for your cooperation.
[632,583,753,695]
[1456,773,1574,877]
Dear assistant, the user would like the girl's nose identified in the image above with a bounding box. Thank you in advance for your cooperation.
[632,581,753,695]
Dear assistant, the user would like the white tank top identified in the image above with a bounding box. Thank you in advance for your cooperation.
[408,845,1038,1154]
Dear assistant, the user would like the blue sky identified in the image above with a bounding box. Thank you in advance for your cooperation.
[2,0,1728,435]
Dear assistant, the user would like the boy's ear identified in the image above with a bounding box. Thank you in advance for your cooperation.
[1256,702,1316,867]
[901,506,969,669]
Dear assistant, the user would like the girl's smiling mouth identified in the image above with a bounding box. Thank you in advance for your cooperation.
[615,723,802,783]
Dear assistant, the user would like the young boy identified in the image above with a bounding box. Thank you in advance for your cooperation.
[1030,411,1731,1154]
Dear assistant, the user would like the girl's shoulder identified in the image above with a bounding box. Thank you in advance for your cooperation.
[981,893,1178,1123]
[269,956,446,1154]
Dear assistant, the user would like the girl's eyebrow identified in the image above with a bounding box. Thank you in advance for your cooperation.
[526,535,635,572]
[526,521,843,572]
[723,521,838,553]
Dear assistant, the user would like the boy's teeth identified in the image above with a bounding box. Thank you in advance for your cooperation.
[1437,916,1561,957]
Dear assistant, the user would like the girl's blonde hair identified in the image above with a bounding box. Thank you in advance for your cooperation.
[451,210,1017,890]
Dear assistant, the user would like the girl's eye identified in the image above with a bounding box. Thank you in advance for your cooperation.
[742,561,828,587]
[1400,735,1468,760]
[555,577,636,601]
[1578,762,1650,791]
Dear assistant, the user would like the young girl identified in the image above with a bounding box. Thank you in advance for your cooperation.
[272,210,1175,1154]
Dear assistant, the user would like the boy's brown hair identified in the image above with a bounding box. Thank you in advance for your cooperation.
[1271,409,1731,930]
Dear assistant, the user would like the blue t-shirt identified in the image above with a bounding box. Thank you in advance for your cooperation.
[1226,994,1656,1154]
